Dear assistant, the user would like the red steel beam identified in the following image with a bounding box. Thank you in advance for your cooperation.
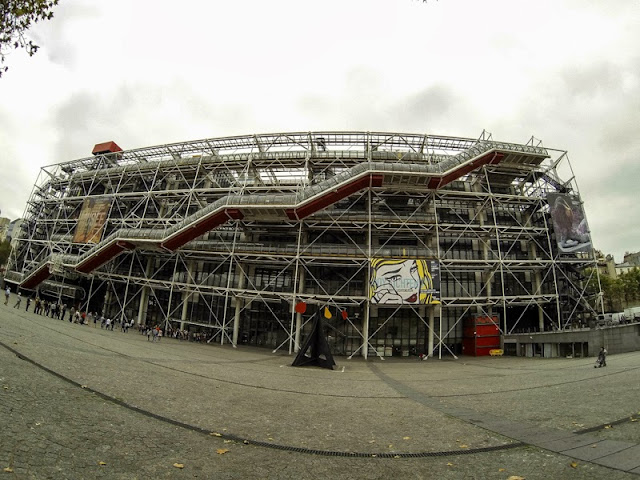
[20,265,52,289]
[161,208,244,252]
[287,174,383,220]
[428,152,504,189]
[76,242,128,274]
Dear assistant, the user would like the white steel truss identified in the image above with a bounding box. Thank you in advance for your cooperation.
[5,131,602,359]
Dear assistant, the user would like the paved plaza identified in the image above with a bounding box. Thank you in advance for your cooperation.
[1,304,639,479]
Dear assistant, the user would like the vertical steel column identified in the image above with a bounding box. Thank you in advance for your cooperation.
[428,306,435,356]
[363,155,373,360]
[289,223,306,354]
[84,274,95,314]
[180,260,195,331]
[137,257,153,325]
[232,262,246,347]
[221,222,242,346]
[434,192,442,359]
[121,253,135,323]
[529,242,545,332]
[165,254,180,333]
[293,267,305,354]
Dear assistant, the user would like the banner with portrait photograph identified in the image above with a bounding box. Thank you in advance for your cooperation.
[547,193,592,253]
[370,258,440,304]
[73,198,111,244]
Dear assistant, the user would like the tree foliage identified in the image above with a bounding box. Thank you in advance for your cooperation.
[0,0,59,77]
[0,239,12,267]
[592,268,640,312]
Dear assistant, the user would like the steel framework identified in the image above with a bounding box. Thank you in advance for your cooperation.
[5,131,603,358]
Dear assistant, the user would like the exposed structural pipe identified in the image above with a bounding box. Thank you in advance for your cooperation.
[19,142,541,290]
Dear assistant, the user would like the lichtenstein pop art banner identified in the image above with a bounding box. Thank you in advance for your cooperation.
[369,258,440,305]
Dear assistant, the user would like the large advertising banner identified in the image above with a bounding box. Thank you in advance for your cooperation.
[72,198,111,244]
[370,258,440,304]
[547,193,591,253]
[547,193,592,253]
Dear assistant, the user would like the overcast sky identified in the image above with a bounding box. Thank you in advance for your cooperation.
[0,0,638,262]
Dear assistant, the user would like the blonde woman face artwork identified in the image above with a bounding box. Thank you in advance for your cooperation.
[370,258,439,305]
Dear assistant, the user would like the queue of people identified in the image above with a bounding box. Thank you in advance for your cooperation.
[3,287,221,345]
[3,289,211,344]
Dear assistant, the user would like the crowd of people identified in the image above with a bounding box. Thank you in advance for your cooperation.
[136,324,211,343]
[4,285,212,344]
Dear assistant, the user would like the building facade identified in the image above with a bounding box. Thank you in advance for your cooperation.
[623,251,640,267]
[5,131,602,358]
[595,250,617,278]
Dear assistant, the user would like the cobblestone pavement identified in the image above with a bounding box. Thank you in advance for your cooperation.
[1,305,639,479]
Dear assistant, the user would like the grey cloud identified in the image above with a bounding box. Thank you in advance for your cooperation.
[49,82,257,163]
[396,85,458,125]
[32,2,101,69]
[0,112,38,219]
[560,62,622,99]
[296,72,481,137]
[507,59,640,260]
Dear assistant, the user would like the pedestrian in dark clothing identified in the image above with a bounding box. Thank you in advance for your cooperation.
[599,347,607,367]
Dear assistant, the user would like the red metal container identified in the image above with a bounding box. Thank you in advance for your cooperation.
[463,315,501,356]
[92,141,123,155]
[464,324,499,337]
[474,336,501,347]
[462,339,498,356]
[470,315,500,325]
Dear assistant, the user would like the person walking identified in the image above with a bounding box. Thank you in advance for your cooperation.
[25,297,32,312]
[152,326,159,342]
[4,286,10,306]
[599,347,607,367]
[13,292,22,309]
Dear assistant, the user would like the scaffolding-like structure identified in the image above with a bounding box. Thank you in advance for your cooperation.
[5,131,603,358]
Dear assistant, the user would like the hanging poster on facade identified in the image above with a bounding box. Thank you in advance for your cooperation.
[547,193,591,253]
[72,198,111,244]
[369,258,440,304]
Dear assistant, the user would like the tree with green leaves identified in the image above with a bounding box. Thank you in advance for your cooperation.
[1,0,59,78]
[600,274,623,312]
[587,267,640,312]
[0,239,12,267]
[619,268,640,304]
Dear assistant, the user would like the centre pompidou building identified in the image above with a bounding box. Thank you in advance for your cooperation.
[5,131,602,358]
